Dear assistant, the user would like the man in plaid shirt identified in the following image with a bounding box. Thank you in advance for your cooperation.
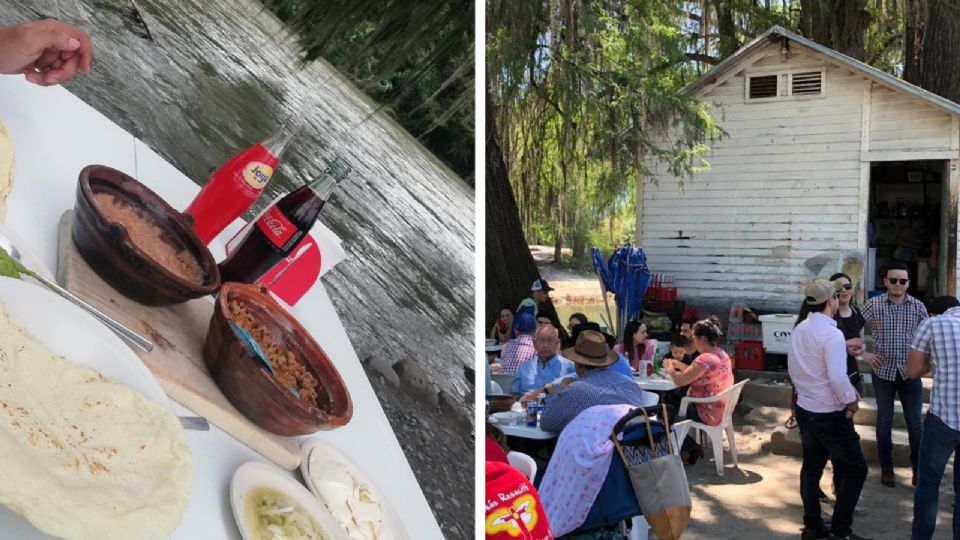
[497,312,537,376]
[907,296,960,540]
[861,262,928,488]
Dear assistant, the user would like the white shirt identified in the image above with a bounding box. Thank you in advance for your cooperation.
[788,312,859,413]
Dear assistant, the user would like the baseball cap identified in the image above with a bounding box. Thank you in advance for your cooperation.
[531,279,554,292]
[515,312,537,334]
[804,278,840,305]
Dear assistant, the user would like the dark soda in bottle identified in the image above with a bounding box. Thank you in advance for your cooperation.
[218,158,351,284]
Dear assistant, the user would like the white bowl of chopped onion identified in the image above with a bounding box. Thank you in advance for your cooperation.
[299,439,409,540]
[230,461,348,540]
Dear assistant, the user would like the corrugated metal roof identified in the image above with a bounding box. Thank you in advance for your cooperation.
[684,25,960,117]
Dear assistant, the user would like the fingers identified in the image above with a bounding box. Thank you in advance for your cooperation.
[18,19,94,84]
[41,54,79,85]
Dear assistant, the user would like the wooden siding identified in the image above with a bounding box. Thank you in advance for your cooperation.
[641,48,864,308]
[868,85,953,155]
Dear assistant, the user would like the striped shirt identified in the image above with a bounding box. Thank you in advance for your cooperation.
[862,293,928,381]
[911,307,960,431]
[539,367,651,434]
[498,334,536,376]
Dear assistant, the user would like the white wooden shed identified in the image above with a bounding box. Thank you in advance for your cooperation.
[639,25,960,310]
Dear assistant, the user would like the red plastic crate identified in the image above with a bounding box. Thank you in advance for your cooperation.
[735,341,765,370]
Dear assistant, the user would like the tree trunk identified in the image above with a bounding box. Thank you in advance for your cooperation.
[800,0,872,60]
[486,91,550,330]
[903,0,925,85]
[917,0,960,103]
[713,0,740,59]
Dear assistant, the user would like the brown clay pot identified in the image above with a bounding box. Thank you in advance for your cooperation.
[73,164,220,305]
[486,394,516,414]
[204,282,353,436]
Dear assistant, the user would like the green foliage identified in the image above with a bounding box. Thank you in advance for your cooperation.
[492,0,931,255]
[489,0,724,260]
[261,0,474,182]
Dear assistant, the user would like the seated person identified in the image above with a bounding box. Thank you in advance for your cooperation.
[613,319,654,370]
[498,312,537,376]
[539,330,652,434]
[567,312,588,334]
[489,306,514,344]
[665,333,695,365]
[485,461,553,540]
[662,333,693,413]
[511,325,575,396]
[663,316,734,464]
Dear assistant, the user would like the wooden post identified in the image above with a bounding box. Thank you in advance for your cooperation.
[857,78,872,303]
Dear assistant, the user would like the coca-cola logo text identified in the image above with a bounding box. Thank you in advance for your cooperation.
[263,215,287,238]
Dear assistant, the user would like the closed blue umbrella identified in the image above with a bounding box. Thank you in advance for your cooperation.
[593,243,650,339]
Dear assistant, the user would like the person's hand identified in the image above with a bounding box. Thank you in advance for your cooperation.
[0,19,94,85]
[863,352,882,370]
[846,337,865,357]
[845,400,859,419]
[519,390,539,403]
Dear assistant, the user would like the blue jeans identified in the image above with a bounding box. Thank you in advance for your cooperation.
[796,406,868,537]
[873,372,923,471]
[911,414,960,540]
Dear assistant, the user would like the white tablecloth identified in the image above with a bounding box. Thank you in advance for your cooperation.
[0,75,442,539]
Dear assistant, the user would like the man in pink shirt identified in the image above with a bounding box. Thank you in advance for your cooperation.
[788,279,870,540]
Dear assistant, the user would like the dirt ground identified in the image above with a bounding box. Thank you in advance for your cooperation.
[679,407,957,540]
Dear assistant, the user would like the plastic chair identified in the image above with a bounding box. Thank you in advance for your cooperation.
[506,451,537,482]
[678,379,749,476]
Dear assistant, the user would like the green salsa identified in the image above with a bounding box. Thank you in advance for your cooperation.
[244,487,329,540]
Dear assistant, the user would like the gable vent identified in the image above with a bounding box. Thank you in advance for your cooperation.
[748,75,778,99]
[791,71,823,95]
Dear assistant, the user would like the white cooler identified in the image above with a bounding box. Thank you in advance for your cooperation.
[759,314,798,354]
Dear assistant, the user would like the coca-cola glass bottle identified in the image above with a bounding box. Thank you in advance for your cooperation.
[218,158,351,284]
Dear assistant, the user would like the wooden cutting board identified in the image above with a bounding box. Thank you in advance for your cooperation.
[56,210,301,469]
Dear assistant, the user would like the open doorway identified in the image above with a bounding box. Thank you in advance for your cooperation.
[867,160,946,301]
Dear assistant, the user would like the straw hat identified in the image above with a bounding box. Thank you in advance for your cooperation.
[561,330,618,367]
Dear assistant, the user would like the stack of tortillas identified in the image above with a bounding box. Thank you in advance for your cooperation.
[0,301,192,539]
[0,119,13,220]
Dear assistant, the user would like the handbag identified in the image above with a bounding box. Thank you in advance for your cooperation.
[610,405,691,540]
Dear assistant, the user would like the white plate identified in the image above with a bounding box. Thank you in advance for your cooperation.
[489,411,525,426]
[231,461,347,540]
[0,222,55,281]
[0,275,174,540]
[300,439,409,540]
[0,276,171,409]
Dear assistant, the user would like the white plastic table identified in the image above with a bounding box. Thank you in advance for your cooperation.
[0,75,442,539]
[634,376,678,392]
[497,423,557,440]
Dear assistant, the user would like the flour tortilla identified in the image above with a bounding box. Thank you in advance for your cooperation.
[0,119,13,219]
[0,302,192,540]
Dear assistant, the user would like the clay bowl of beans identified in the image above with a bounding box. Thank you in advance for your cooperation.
[203,282,353,436]
[73,164,220,306]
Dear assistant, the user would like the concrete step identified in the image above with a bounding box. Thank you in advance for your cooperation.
[736,372,793,408]
[771,423,913,467]
[736,370,933,412]
[861,373,932,401]
[852,396,928,429]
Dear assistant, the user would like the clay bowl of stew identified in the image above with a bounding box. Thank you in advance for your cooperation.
[73,164,221,306]
[204,282,353,436]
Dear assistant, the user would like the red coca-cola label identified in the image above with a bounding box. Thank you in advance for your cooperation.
[256,206,297,248]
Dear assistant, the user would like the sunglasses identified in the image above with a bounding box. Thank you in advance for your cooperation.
[840,284,853,290]
[887,278,909,285]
